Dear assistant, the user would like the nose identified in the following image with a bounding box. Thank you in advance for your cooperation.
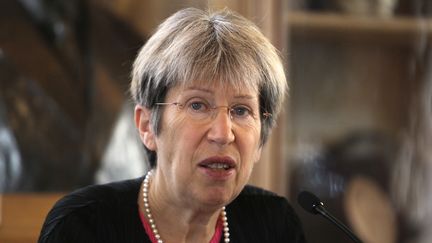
[207,107,235,145]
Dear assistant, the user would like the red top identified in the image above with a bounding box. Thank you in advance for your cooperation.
[139,210,223,243]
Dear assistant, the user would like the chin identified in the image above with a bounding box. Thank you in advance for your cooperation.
[199,188,233,208]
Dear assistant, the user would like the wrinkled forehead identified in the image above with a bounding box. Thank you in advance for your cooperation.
[174,79,259,97]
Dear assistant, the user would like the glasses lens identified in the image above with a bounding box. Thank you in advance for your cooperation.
[175,98,261,127]
[183,99,211,121]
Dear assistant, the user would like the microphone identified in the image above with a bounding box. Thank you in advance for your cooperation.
[297,191,363,243]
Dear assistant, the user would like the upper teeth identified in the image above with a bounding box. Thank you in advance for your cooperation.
[207,163,229,169]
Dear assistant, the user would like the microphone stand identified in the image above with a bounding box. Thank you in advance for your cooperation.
[313,204,363,243]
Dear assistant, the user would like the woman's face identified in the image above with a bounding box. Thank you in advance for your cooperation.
[150,81,263,209]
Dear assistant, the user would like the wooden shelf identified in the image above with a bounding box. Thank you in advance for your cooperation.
[0,193,64,243]
[287,11,432,46]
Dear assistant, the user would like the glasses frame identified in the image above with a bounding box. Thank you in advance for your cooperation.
[155,102,272,120]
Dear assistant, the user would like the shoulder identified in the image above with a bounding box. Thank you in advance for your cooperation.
[236,184,283,198]
[38,177,146,243]
[226,185,306,243]
[228,185,294,219]
[80,176,143,203]
[52,176,143,213]
[229,185,290,211]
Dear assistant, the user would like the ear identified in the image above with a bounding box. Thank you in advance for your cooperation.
[134,105,157,151]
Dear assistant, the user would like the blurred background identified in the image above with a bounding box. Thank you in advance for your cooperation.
[1,0,432,243]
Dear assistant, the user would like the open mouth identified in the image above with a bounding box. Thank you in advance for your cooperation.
[198,156,236,171]
[202,163,232,170]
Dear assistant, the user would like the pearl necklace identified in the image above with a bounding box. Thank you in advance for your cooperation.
[142,170,230,243]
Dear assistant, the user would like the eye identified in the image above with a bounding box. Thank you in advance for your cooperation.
[185,98,210,113]
[230,105,253,118]
[191,102,204,111]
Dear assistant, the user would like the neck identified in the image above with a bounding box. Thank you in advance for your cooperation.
[138,171,225,243]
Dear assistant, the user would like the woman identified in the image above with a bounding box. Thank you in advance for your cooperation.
[39,8,306,243]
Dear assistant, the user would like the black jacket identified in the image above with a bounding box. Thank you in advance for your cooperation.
[38,177,306,243]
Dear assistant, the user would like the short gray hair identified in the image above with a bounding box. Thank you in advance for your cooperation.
[130,7,287,167]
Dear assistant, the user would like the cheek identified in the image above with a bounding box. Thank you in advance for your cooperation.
[239,125,262,163]
[159,109,188,137]
[158,115,201,154]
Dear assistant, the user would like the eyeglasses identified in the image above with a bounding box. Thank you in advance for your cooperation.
[155,98,271,127]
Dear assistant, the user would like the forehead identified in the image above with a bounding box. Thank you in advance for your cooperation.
[172,80,259,97]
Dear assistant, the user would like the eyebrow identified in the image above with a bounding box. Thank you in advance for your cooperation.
[183,86,257,100]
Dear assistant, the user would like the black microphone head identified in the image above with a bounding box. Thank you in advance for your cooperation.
[297,191,323,215]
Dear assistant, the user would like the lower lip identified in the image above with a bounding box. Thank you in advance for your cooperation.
[199,167,235,180]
